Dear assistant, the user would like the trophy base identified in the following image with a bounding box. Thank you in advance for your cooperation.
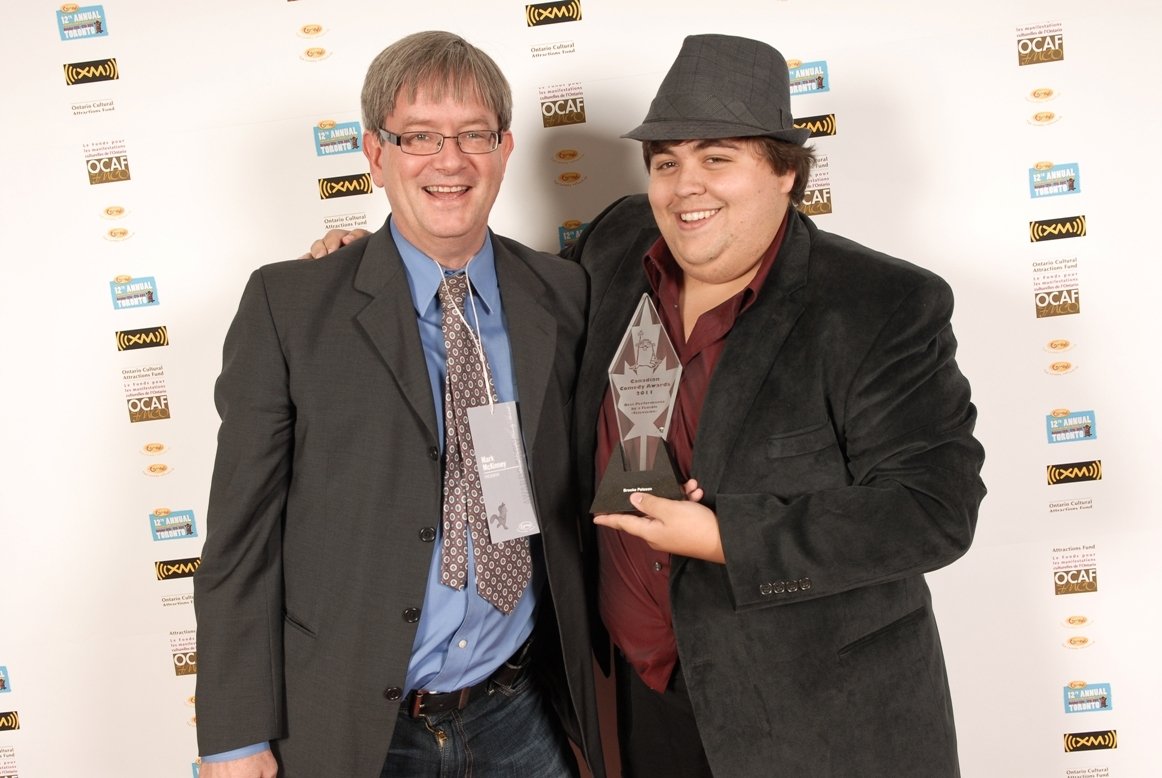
[590,444,684,515]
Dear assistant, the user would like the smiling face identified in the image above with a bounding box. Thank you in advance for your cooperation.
[364,85,514,267]
[647,138,794,289]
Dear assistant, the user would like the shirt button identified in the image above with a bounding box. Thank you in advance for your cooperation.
[457,639,468,649]
[383,687,402,701]
[653,561,664,572]
[402,607,421,623]
[428,446,440,461]
[418,527,436,542]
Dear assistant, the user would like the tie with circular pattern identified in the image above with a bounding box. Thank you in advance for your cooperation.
[437,273,531,614]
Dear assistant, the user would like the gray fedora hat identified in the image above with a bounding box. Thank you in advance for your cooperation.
[623,34,810,145]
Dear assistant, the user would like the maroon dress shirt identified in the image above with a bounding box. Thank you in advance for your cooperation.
[595,217,788,692]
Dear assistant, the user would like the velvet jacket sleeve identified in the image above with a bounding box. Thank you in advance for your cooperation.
[710,229,986,610]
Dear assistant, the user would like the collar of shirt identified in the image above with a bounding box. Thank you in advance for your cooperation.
[642,205,792,338]
[390,216,501,318]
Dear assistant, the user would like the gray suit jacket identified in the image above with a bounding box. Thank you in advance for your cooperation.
[194,223,603,777]
[571,195,986,777]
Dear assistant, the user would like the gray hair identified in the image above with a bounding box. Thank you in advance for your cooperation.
[361,31,513,133]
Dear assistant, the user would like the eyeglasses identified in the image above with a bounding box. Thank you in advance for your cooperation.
[378,129,501,156]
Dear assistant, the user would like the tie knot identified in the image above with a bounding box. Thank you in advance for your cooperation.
[438,273,470,314]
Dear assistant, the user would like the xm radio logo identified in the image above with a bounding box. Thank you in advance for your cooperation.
[0,711,18,732]
[173,650,197,676]
[1046,459,1102,485]
[1063,729,1116,752]
[1035,287,1080,318]
[526,0,582,26]
[115,326,169,351]
[318,173,372,200]
[64,57,118,85]
[793,113,836,137]
[1030,215,1085,242]
[156,557,201,581]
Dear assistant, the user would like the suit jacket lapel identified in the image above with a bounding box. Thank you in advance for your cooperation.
[692,212,812,502]
[353,227,439,441]
[493,238,556,456]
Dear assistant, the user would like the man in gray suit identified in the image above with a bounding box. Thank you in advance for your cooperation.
[193,31,603,777]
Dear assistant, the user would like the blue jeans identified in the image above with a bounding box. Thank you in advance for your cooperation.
[381,673,578,777]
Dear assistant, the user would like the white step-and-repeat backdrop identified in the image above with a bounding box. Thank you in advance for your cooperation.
[1,1,1158,775]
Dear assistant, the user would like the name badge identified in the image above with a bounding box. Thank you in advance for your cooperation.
[467,401,541,543]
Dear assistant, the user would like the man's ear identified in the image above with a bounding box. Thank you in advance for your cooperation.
[364,129,387,188]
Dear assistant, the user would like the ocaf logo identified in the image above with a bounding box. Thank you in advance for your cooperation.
[526,0,581,26]
[64,57,118,85]
[1054,568,1097,596]
[540,92,586,128]
[156,557,201,580]
[1063,730,1116,752]
[794,113,836,137]
[87,154,130,185]
[115,325,169,351]
[173,650,197,676]
[1046,459,1102,485]
[318,173,372,200]
[1035,287,1080,318]
[799,187,832,216]
[1018,33,1064,66]
[1030,215,1086,242]
[127,394,170,423]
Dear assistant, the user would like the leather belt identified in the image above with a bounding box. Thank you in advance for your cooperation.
[403,637,533,718]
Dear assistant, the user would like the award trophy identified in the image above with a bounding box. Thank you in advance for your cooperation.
[590,293,684,514]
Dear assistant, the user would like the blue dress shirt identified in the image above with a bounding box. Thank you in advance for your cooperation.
[202,219,541,763]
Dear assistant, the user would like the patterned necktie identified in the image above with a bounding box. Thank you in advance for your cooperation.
[437,274,531,614]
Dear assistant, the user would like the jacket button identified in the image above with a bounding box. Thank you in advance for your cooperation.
[800,577,813,591]
[402,607,421,623]
[383,687,402,701]
[773,581,786,594]
[418,527,436,542]
[759,583,772,596]
[428,446,440,461]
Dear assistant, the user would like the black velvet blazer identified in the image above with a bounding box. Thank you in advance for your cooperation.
[571,195,986,777]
